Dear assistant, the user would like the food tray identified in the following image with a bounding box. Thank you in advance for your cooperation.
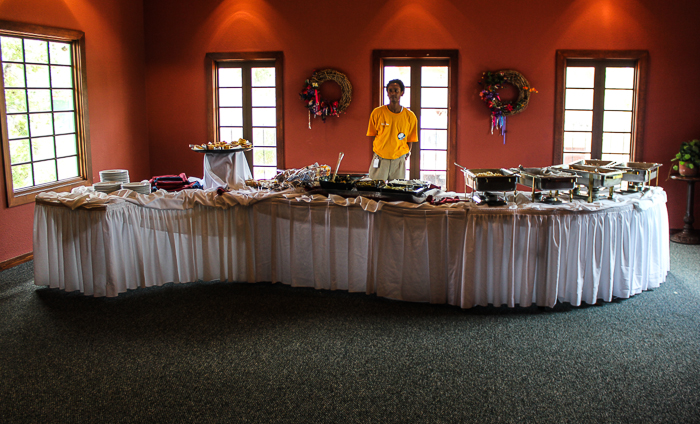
[564,164,624,188]
[318,174,364,190]
[517,171,578,191]
[355,180,386,191]
[463,168,517,192]
[613,162,661,183]
[569,159,618,168]
[190,146,251,153]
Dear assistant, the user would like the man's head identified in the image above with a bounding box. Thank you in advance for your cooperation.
[386,79,405,93]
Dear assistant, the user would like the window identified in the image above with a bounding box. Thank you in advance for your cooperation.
[0,21,91,207]
[372,50,458,190]
[553,50,648,165]
[206,52,284,179]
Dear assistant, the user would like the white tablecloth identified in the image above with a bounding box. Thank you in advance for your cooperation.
[202,151,252,189]
[33,187,670,308]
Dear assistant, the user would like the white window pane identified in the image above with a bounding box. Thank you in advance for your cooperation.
[252,67,275,86]
[563,132,592,153]
[32,136,55,161]
[252,107,276,127]
[564,110,592,131]
[28,89,51,112]
[383,87,411,108]
[56,133,77,157]
[52,89,74,111]
[9,138,30,164]
[253,147,276,166]
[220,127,243,143]
[49,42,71,66]
[602,133,631,154]
[566,67,594,88]
[11,164,32,189]
[24,39,48,63]
[602,111,632,132]
[219,88,242,107]
[420,171,446,188]
[3,63,25,87]
[219,68,241,87]
[420,150,447,171]
[29,113,53,137]
[563,152,590,165]
[1,37,23,62]
[601,153,630,163]
[7,114,29,138]
[50,66,72,88]
[383,66,410,87]
[5,89,27,113]
[421,87,448,108]
[565,89,593,110]
[252,87,275,106]
[33,160,56,184]
[54,112,75,134]
[253,127,276,147]
[604,89,633,111]
[420,129,447,150]
[57,156,79,180]
[421,66,448,87]
[219,108,242,126]
[254,166,277,180]
[605,67,634,89]
[421,108,448,129]
[26,64,50,88]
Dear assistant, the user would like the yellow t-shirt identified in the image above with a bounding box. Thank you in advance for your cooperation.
[366,105,418,160]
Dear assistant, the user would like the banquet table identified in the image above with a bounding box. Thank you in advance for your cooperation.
[33,187,670,308]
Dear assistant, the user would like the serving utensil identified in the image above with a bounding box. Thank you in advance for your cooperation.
[332,152,345,182]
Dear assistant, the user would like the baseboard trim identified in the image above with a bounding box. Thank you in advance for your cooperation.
[0,252,33,271]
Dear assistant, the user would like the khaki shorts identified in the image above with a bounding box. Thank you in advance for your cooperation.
[368,153,407,180]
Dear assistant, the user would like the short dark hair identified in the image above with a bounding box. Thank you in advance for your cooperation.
[386,79,405,92]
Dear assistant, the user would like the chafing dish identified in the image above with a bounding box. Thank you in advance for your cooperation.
[612,162,662,192]
[455,164,517,206]
[569,159,618,168]
[514,166,578,204]
[555,164,624,202]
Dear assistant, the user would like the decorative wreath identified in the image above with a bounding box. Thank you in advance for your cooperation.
[300,69,352,126]
[479,70,537,143]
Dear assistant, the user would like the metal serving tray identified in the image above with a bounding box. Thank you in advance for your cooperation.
[463,168,517,192]
[564,164,624,188]
[516,167,578,191]
[569,159,618,168]
[613,162,662,183]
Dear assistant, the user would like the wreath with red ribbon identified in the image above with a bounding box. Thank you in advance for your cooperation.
[300,69,352,126]
[479,70,537,143]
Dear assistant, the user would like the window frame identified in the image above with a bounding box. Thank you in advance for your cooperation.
[553,50,648,165]
[0,20,92,207]
[371,50,458,191]
[205,51,285,173]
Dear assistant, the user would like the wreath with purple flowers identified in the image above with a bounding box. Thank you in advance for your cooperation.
[299,69,352,127]
[479,70,537,143]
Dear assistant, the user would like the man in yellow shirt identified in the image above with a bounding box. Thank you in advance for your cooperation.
[366,79,418,180]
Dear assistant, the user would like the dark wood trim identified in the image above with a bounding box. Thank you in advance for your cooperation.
[0,252,33,271]
[553,50,649,164]
[1,21,92,207]
[371,50,459,191]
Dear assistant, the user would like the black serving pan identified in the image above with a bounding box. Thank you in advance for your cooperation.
[319,174,364,190]
[355,180,386,191]
[464,168,517,192]
[517,171,578,191]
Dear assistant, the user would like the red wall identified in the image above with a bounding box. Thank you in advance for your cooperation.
[2,0,699,263]
[0,0,150,263]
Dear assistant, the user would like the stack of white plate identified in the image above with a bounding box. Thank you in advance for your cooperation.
[99,169,130,184]
[93,181,122,194]
[121,181,151,195]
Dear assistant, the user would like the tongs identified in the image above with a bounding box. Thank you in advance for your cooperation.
[332,152,345,181]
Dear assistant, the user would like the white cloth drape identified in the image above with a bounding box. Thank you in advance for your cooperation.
[202,151,252,189]
[33,187,670,307]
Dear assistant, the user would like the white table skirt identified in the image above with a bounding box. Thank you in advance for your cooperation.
[33,188,670,308]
